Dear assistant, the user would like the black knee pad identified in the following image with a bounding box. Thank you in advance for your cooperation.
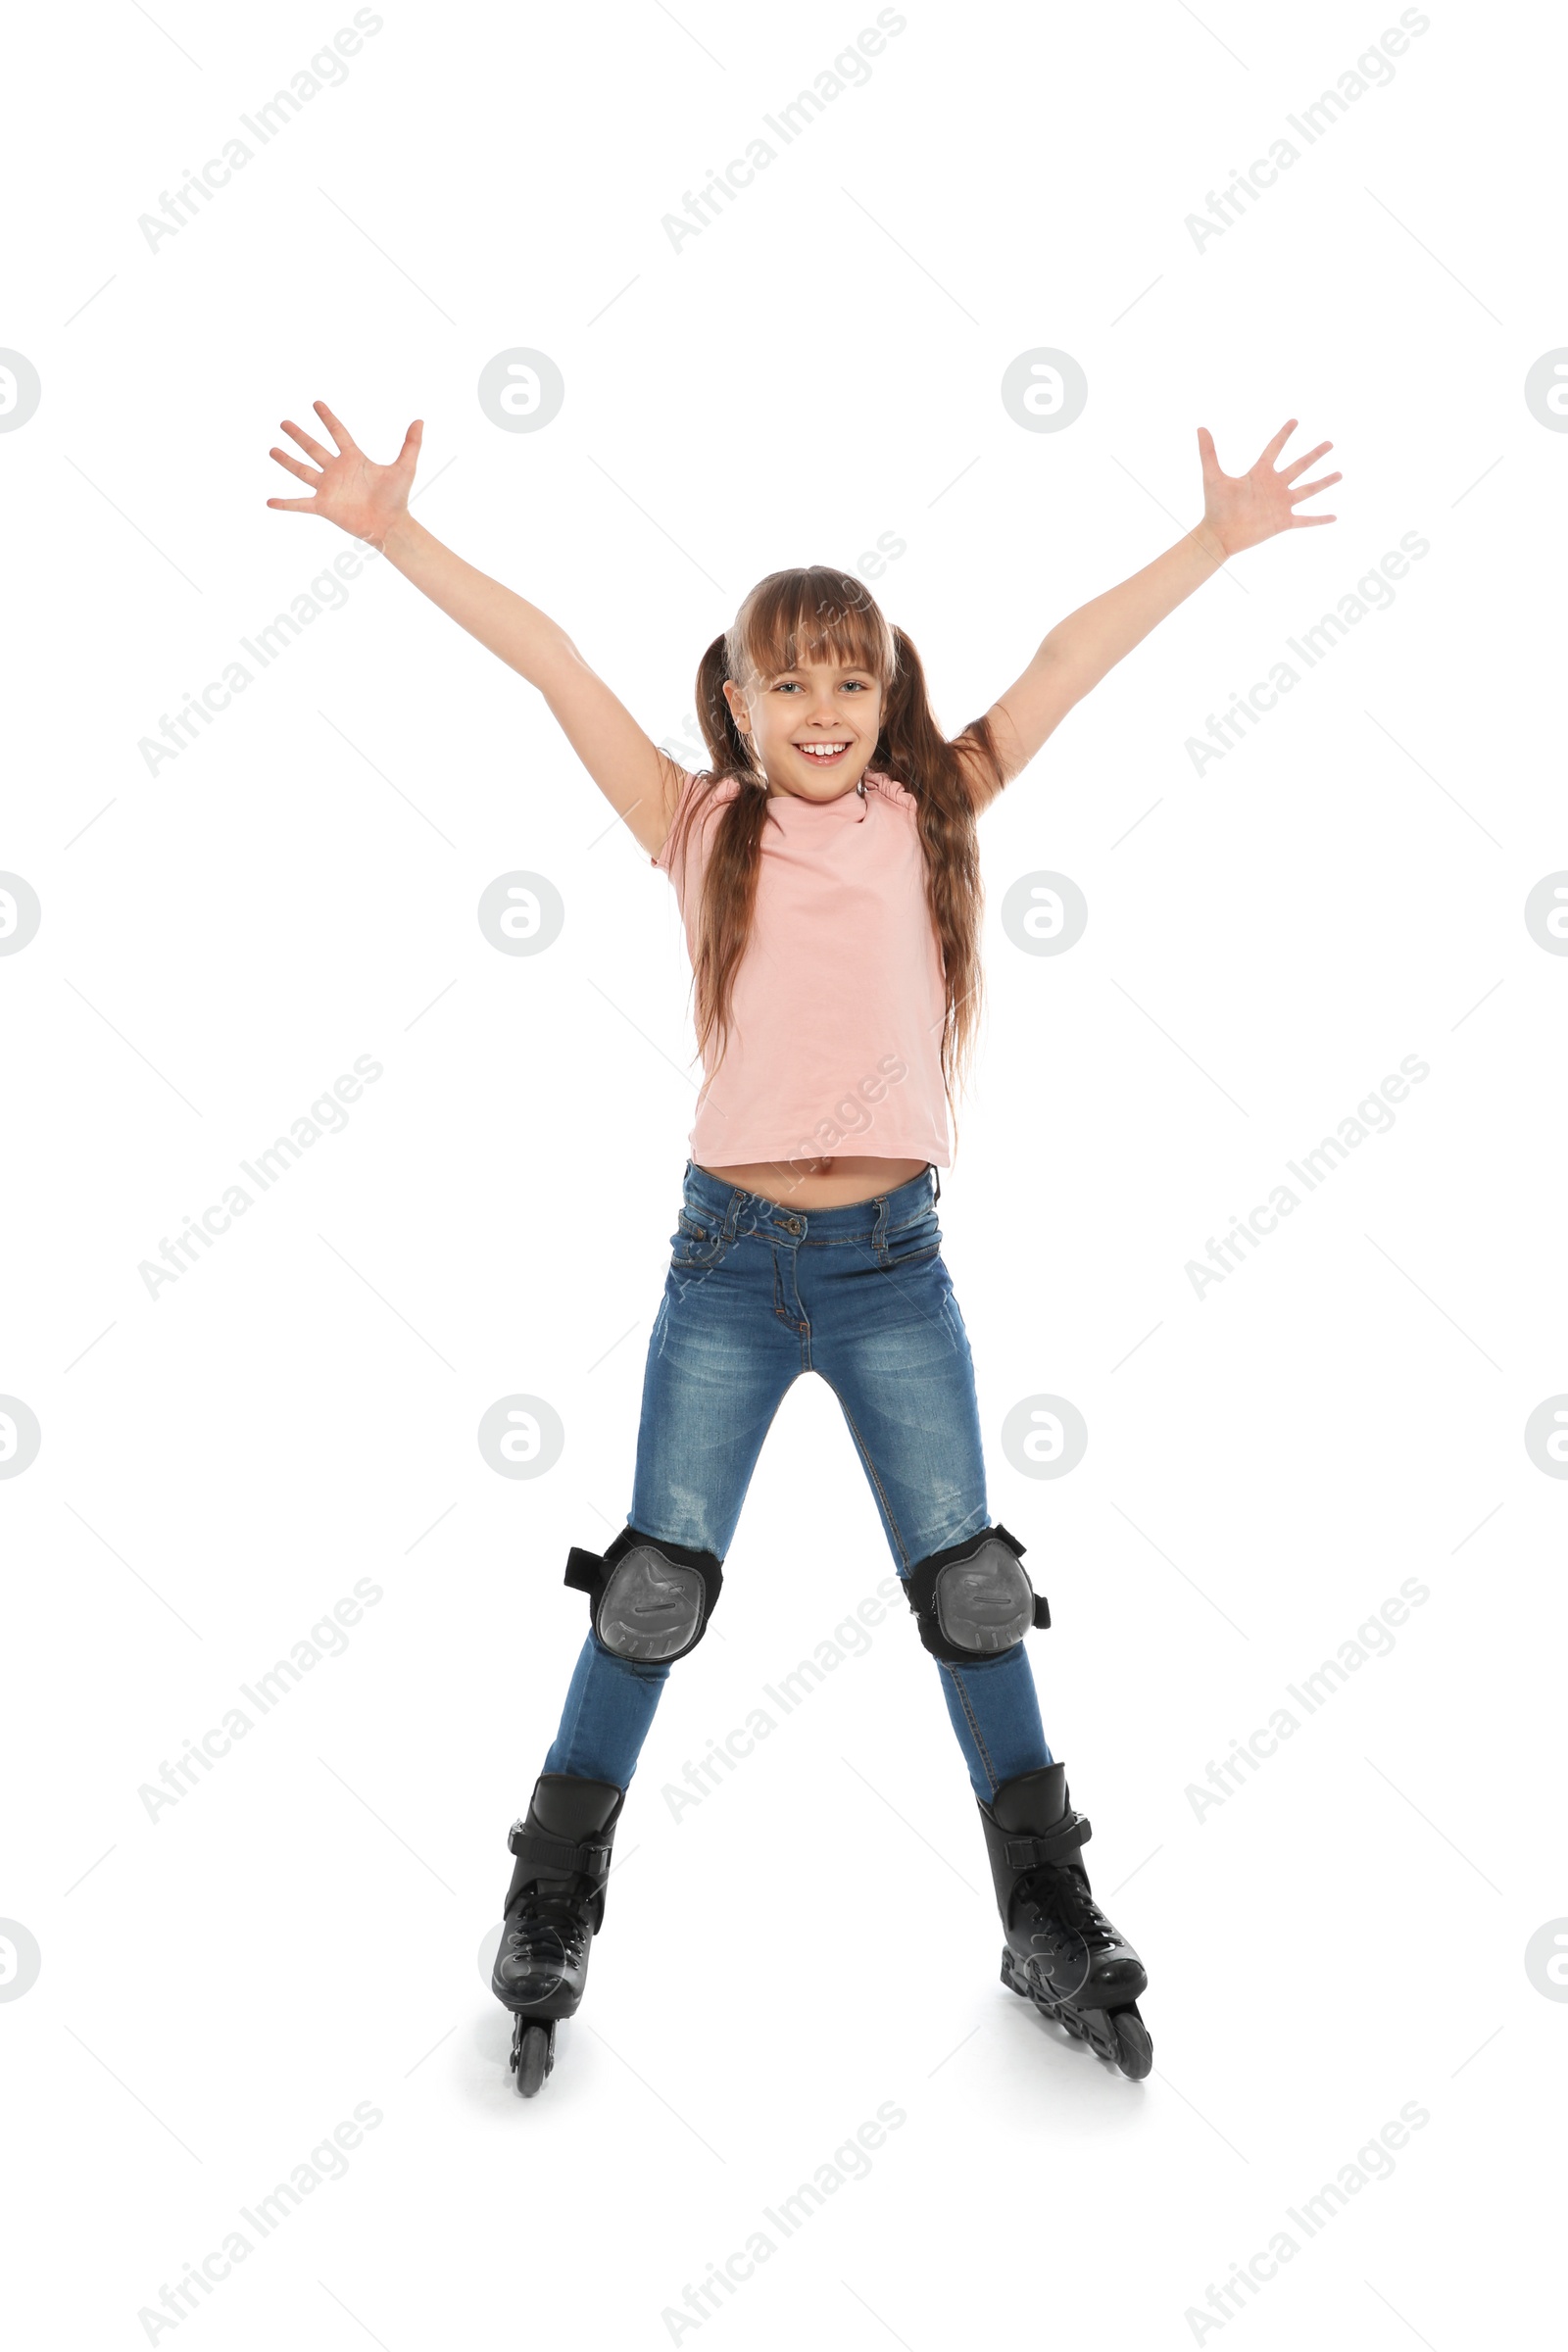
[564,1526,724,1665]
[902,1523,1049,1664]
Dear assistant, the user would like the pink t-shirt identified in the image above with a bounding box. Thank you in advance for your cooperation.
[652,767,951,1167]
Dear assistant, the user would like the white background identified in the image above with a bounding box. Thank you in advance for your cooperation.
[3,1,1564,2345]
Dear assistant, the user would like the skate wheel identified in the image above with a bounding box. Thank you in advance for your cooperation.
[511,2017,555,2097]
[1109,2007,1152,2082]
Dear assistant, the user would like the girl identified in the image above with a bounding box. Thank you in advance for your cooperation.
[268,403,1339,2094]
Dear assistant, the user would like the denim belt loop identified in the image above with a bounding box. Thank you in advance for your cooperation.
[871,1191,891,1266]
[721,1188,745,1243]
[931,1162,942,1205]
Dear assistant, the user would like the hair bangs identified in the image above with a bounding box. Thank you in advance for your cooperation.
[730,567,897,693]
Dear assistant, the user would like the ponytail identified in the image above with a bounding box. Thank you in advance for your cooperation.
[877,626,1004,1114]
[663,634,770,1086]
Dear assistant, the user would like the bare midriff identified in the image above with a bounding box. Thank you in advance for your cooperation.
[697,1153,932,1210]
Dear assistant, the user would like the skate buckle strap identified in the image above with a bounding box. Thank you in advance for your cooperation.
[1003,1810,1092,1872]
[508,1823,612,1876]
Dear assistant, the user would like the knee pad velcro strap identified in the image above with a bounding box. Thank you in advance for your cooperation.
[903,1523,1049,1664]
[564,1526,724,1665]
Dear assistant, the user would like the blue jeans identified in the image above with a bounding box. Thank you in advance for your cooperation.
[543,1162,1053,1801]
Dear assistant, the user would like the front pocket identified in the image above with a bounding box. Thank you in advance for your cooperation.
[670,1209,725,1270]
[881,1209,942,1268]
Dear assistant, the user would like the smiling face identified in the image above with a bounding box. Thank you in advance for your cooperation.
[721,658,884,803]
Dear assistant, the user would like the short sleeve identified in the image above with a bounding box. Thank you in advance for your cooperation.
[858,768,916,813]
[652,766,741,877]
[651,762,703,873]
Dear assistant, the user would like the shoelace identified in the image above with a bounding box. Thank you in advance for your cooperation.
[506,1888,590,1960]
[1019,1864,1120,1953]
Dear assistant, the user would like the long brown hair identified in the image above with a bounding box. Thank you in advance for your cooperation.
[662,565,1004,1130]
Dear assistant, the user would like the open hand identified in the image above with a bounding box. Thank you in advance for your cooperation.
[1195,419,1341,562]
[266,401,421,547]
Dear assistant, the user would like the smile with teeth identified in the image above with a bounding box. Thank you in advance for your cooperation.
[796,740,852,760]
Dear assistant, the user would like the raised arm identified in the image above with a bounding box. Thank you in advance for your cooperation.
[963,419,1341,810]
[267,401,683,856]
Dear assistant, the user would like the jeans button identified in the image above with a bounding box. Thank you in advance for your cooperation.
[785,1216,802,1233]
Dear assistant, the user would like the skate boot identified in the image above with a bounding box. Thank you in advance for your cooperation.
[491,1772,624,2096]
[977,1761,1152,2081]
